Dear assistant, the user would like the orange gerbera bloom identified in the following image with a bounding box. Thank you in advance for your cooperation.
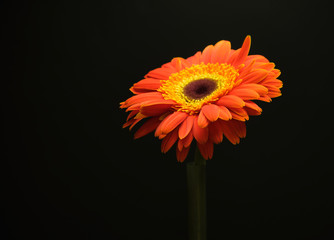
[120,36,282,162]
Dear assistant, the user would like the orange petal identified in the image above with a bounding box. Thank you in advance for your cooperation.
[160,111,188,135]
[181,131,194,148]
[176,146,190,162]
[208,121,224,144]
[161,62,177,72]
[241,69,268,84]
[263,83,282,93]
[258,95,272,102]
[140,100,175,116]
[211,40,231,63]
[238,60,256,79]
[134,117,161,139]
[155,116,167,137]
[220,121,240,145]
[262,78,283,88]
[192,116,209,144]
[244,101,262,116]
[123,118,136,128]
[216,95,245,108]
[236,83,268,96]
[170,57,191,71]
[131,78,162,94]
[126,110,139,121]
[268,69,281,78]
[177,139,183,151]
[244,55,269,65]
[227,48,240,65]
[228,88,260,100]
[126,103,141,111]
[198,109,210,128]
[254,62,275,71]
[122,92,163,108]
[218,106,232,120]
[187,51,201,65]
[267,89,282,98]
[145,67,174,79]
[244,107,261,116]
[128,119,141,130]
[197,141,214,160]
[161,128,179,153]
[178,115,195,139]
[229,107,249,121]
[229,113,245,121]
[229,120,246,138]
[231,35,251,67]
[201,45,214,63]
[202,104,220,122]
[134,112,147,120]
[158,134,166,140]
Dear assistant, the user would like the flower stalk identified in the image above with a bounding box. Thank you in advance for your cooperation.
[187,147,207,240]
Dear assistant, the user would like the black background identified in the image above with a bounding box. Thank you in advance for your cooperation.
[3,0,334,239]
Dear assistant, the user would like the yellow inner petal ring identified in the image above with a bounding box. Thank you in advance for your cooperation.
[158,62,239,114]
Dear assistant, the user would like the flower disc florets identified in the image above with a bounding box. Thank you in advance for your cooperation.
[158,63,239,114]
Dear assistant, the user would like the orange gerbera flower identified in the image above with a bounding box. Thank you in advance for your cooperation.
[120,36,282,162]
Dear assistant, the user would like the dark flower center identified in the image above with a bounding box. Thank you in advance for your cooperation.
[183,79,218,100]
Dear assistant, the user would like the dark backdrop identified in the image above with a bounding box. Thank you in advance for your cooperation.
[3,0,334,239]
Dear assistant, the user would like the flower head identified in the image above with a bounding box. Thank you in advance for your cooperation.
[120,36,282,162]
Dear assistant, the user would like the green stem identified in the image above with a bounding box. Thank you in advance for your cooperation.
[186,147,207,240]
